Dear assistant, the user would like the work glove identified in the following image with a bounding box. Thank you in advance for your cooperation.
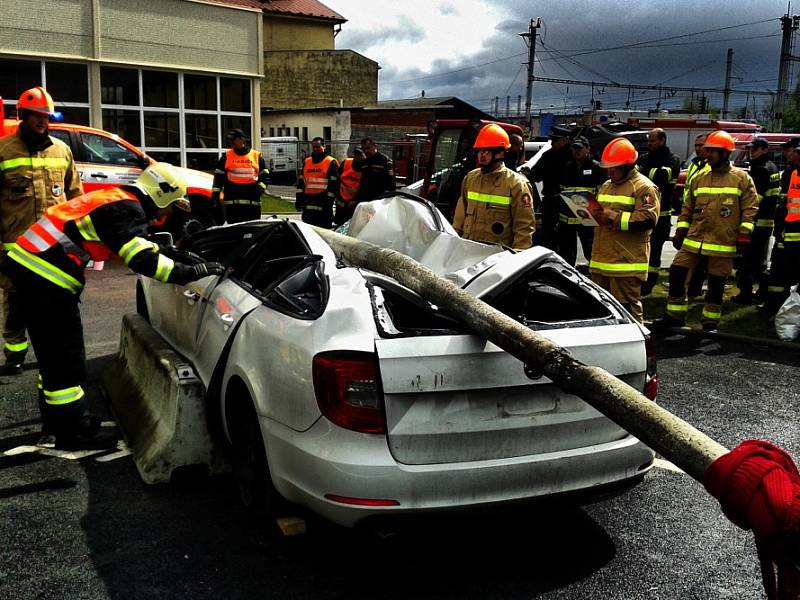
[192,262,224,280]
[736,233,751,255]
[672,228,687,250]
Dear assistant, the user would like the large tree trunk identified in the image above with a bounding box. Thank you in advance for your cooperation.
[313,227,727,482]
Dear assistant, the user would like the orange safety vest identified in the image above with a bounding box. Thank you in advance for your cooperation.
[339,158,362,202]
[16,187,134,264]
[786,169,800,223]
[225,149,260,184]
[302,155,335,195]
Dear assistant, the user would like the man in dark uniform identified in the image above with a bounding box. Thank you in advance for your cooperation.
[212,129,269,224]
[357,137,396,203]
[557,136,605,266]
[530,126,573,250]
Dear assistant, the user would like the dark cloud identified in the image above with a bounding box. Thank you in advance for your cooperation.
[340,0,790,115]
[338,15,424,51]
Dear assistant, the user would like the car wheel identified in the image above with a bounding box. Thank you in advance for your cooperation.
[136,281,149,323]
[229,396,282,523]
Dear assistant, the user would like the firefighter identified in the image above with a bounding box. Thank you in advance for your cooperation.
[333,147,365,226]
[504,133,525,170]
[0,163,224,449]
[557,135,605,267]
[683,134,711,297]
[659,131,758,331]
[530,126,572,250]
[0,86,83,376]
[296,137,339,228]
[732,138,779,305]
[212,129,269,224]
[764,142,800,314]
[588,138,659,322]
[453,124,535,250]
[357,137,396,203]
[762,138,800,313]
[637,128,681,296]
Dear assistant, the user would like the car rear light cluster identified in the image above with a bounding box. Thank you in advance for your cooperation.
[643,334,658,401]
[312,352,386,434]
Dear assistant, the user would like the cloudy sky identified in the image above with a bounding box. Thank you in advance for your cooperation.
[324,0,793,116]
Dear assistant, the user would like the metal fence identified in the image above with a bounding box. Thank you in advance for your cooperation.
[260,138,431,188]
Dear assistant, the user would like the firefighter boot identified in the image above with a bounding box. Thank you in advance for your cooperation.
[55,415,117,451]
[2,349,25,376]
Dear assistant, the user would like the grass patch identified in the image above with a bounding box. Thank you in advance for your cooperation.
[260,192,296,214]
[642,270,779,339]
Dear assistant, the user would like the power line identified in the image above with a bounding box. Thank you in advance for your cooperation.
[532,75,775,97]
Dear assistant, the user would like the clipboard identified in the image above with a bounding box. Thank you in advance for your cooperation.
[560,191,600,227]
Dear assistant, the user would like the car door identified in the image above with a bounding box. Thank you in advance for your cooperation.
[77,131,144,191]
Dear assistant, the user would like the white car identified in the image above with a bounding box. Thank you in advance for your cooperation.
[137,194,656,527]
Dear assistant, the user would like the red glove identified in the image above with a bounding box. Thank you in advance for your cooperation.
[672,228,687,250]
[737,233,751,255]
[705,440,800,600]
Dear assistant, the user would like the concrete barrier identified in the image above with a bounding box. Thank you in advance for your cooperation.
[101,313,230,483]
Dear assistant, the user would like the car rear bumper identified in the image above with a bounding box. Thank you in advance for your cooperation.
[261,416,654,527]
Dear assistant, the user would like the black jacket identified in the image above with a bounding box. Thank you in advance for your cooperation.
[357,151,396,203]
[530,144,572,198]
[636,145,680,217]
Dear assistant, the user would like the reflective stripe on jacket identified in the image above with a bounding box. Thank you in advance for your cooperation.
[453,165,536,250]
[224,149,260,184]
[589,170,660,280]
[676,164,759,256]
[0,130,83,248]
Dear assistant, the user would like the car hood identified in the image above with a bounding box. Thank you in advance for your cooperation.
[339,195,549,287]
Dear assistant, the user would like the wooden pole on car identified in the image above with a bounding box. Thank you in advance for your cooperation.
[312,227,728,483]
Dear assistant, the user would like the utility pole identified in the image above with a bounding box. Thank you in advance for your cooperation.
[517,95,522,115]
[506,95,510,117]
[520,18,541,131]
[722,48,733,119]
[776,12,800,130]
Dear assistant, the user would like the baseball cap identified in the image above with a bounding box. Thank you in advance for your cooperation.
[745,138,768,150]
[227,128,246,140]
[571,136,590,149]
[780,137,800,149]
[548,125,570,139]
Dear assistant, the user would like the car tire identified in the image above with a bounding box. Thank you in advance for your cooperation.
[228,394,284,524]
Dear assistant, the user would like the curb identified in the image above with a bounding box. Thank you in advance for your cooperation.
[654,325,800,353]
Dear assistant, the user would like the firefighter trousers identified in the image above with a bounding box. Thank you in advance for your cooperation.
[643,216,671,293]
[765,243,800,313]
[556,221,594,267]
[9,265,89,435]
[225,199,262,224]
[0,274,28,364]
[667,250,733,327]
[736,227,772,298]
[591,273,643,322]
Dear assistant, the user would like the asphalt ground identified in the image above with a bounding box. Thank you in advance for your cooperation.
[1,261,799,600]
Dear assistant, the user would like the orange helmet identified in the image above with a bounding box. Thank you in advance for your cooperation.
[599,137,638,168]
[17,86,55,116]
[703,130,735,152]
[474,124,511,150]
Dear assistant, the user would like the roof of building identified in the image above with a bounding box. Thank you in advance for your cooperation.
[373,97,479,110]
[209,0,345,22]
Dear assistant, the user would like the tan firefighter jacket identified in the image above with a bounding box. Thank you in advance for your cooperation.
[0,130,82,252]
[589,169,660,281]
[453,165,535,250]
[676,163,758,257]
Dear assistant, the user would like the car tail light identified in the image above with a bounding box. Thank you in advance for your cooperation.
[324,494,399,507]
[313,352,386,434]
[643,334,658,401]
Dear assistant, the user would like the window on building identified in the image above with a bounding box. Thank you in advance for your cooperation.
[45,62,88,103]
[222,115,251,140]
[102,109,141,146]
[143,70,178,108]
[101,67,139,106]
[57,107,90,126]
[221,77,250,112]
[302,127,308,141]
[0,57,40,107]
[323,127,332,144]
[143,111,180,148]
[269,127,275,137]
[186,152,221,173]
[184,74,217,111]
[293,127,299,138]
[185,113,218,149]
